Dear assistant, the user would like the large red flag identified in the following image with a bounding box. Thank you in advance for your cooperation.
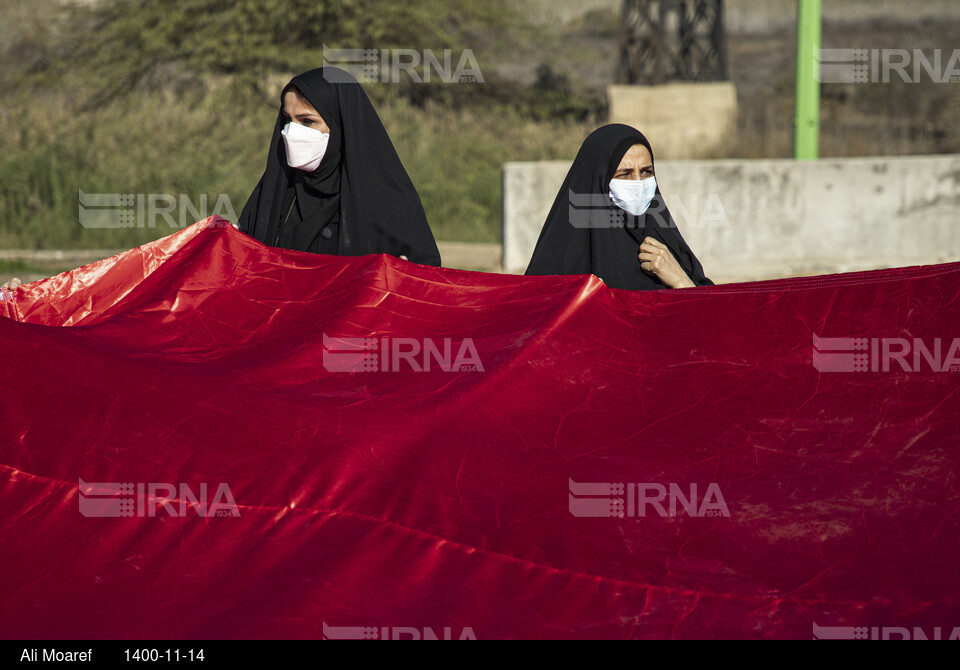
[2,217,958,639]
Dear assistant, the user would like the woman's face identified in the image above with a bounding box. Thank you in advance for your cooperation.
[282,91,331,134]
[612,143,654,181]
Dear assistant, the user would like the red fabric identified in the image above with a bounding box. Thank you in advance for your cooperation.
[1,217,958,639]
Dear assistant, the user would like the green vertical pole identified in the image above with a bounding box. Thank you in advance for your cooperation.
[794,0,821,160]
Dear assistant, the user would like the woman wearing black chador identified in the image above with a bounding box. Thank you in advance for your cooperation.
[238,67,441,266]
[526,124,711,290]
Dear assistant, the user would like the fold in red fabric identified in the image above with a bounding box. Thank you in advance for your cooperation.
[1,217,958,640]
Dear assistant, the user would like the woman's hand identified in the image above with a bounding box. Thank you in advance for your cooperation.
[1,277,22,291]
[638,238,695,289]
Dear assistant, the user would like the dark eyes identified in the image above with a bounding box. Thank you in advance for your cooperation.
[282,115,317,126]
[615,168,654,178]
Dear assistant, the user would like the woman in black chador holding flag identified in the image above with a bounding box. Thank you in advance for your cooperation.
[238,67,441,266]
[525,124,712,290]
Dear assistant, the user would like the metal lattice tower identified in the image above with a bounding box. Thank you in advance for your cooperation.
[620,0,727,85]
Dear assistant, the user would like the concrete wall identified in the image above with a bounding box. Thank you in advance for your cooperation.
[503,155,960,283]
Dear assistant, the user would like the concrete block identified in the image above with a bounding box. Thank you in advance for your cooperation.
[607,82,739,159]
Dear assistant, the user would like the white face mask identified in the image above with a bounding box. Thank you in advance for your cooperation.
[281,122,330,172]
[608,176,657,217]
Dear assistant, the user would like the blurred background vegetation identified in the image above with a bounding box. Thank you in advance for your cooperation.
[1,0,959,253]
[0,0,603,252]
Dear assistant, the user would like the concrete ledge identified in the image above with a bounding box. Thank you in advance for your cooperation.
[437,241,501,272]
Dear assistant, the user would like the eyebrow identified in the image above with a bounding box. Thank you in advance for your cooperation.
[282,109,320,118]
[616,164,653,173]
